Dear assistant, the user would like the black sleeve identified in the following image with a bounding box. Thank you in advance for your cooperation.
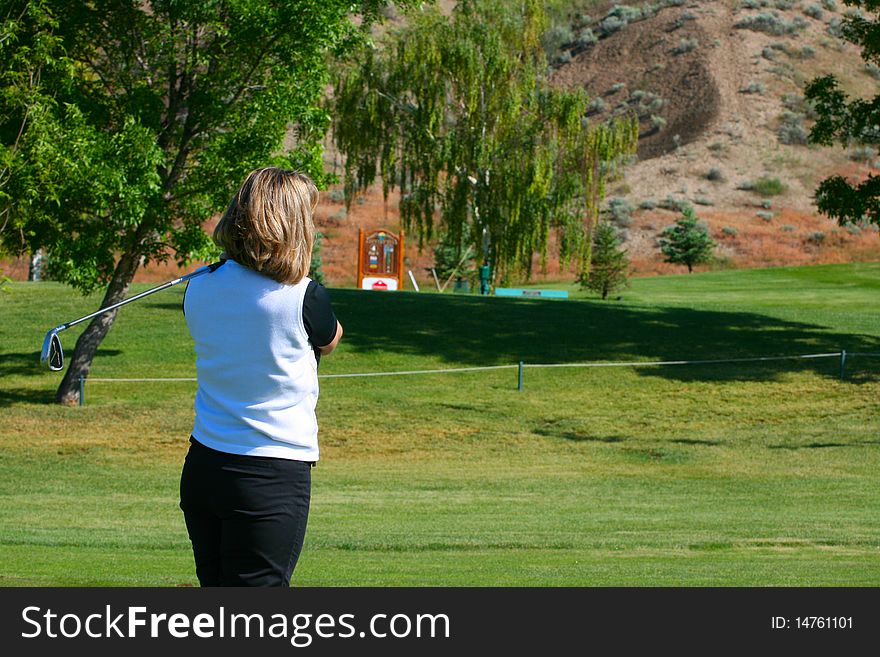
[303,280,338,347]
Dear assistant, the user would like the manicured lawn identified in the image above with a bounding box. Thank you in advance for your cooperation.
[1,263,878,585]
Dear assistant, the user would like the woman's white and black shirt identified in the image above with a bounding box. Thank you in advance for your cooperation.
[183,259,337,462]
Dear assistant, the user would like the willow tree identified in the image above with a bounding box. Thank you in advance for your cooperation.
[333,0,638,283]
[1,0,404,404]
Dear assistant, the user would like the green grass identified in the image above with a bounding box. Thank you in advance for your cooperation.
[1,263,879,585]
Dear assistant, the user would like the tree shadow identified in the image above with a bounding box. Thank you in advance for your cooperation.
[0,349,123,378]
[0,387,56,406]
[328,290,880,384]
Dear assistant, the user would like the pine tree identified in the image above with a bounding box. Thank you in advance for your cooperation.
[658,207,716,273]
[579,222,629,299]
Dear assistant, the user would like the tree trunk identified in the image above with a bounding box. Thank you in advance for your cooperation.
[55,253,141,405]
[687,263,693,273]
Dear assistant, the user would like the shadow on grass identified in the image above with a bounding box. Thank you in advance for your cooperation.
[329,289,880,384]
[0,387,55,405]
[768,440,880,450]
[0,349,123,379]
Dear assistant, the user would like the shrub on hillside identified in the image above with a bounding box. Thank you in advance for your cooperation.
[850,146,878,163]
[606,197,635,227]
[777,111,809,145]
[735,11,808,36]
[706,167,726,182]
[804,4,824,20]
[673,37,699,54]
[751,177,788,196]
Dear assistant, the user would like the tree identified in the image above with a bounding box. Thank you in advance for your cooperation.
[1,0,402,404]
[658,206,715,273]
[805,0,880,227]
[579,221,628,299]
[332,0,638,285]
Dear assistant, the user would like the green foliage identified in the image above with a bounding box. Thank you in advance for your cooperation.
[332,0,638,283]
[777,111,810,145]
[673,37,699,54]
[805,1,880,228]
[1,0,405,401]
[309,231,326,286]
[1,1,385,294]
[578,221,629,299]
[749,176,789,196]
[658,207,716,273]
[433,230,477,287]
[735,11,809,35]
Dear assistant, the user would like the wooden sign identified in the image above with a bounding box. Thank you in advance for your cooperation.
[357,229,404,291]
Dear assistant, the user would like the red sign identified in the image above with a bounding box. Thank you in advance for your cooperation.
[372,280,388,291]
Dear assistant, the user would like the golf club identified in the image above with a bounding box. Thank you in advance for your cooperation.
[40,260,225,371]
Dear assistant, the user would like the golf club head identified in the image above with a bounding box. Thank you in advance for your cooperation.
[41,330,64,371]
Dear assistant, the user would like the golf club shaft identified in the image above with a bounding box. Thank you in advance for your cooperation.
[52,263,217,333]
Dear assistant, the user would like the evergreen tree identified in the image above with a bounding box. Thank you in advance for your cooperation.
[309,232,326,286]
[658,207,716,273]
[579,221,629,299]
[805,1,880,228]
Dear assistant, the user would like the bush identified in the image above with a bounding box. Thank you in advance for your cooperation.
[782,224,796,232]
[599,15,627,36]
[606,197,635,226]
[735,11,808,36]
[827,17,844,38]
[639,199,658,210]
[694,196,714,206]
[782,94,818,120]
[866,63,880,81]
[804,4,824,20]
[588,97,606,114]
[850,146,878,162]
[751,176,788,196]
[706,167,726,182]
[799,45,816,59]
[609,82,626,94]
[807,231,826,245]
[722,226,738,237]
[778,111,809,145]
[577,28,598,47]
[740,81,766,94]
[650,114,667,131]
[773,0,795,8]
[673,37,699,54]
[757,211,775,221]
[821,0,837,9]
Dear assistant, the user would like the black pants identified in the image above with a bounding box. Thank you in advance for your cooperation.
[179,438,312,587]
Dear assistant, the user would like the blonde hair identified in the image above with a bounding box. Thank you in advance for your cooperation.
[214,167,318,284]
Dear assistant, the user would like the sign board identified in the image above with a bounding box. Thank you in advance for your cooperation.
[494,288,569,299]
[357,229,404,291]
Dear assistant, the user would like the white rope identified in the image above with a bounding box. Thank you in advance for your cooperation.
[84,352,846,382]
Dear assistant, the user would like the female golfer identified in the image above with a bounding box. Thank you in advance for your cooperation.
[180,167,342,586]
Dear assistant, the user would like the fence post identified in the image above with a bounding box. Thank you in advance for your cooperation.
[79,376,85,407]
[839,350,846,381]
[517,361,524,391]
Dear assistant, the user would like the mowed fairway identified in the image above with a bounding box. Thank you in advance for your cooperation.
[1,263,878,586]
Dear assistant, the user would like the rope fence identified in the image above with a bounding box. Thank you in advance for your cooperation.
[76,350,880,406]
